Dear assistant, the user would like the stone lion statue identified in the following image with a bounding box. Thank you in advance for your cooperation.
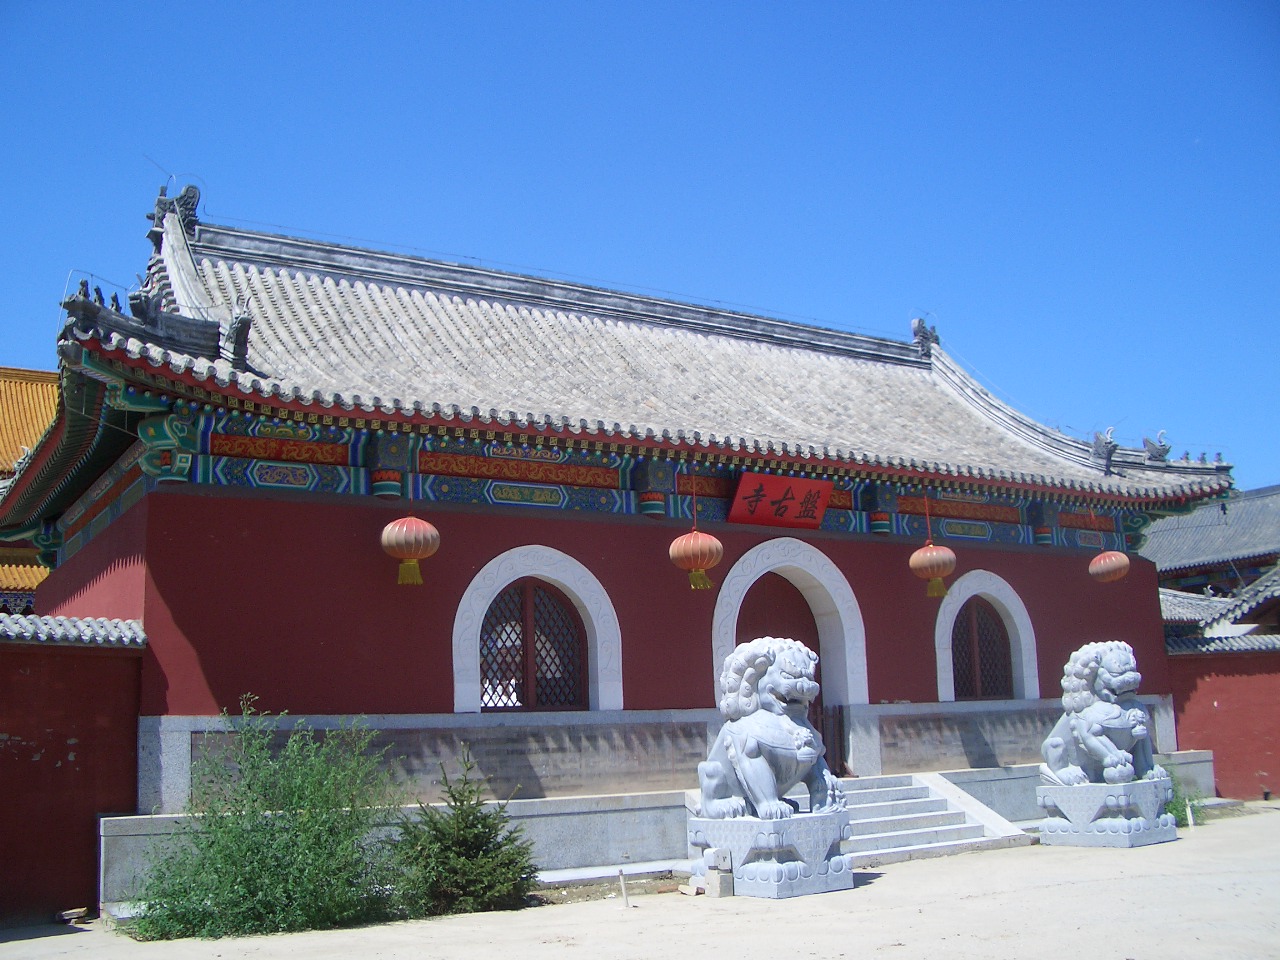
[1040,640,1168,786]
[698,637,846,819]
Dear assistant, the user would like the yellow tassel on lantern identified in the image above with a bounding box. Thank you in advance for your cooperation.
[926,577,948,598]
[398,558,424,586]
[689,569,714,590]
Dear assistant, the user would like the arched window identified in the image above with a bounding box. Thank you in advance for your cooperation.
[479,578,587,711]
[950,596,1013,700]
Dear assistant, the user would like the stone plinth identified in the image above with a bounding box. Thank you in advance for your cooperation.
[687,809,855,898]
[1037,778,1177,848]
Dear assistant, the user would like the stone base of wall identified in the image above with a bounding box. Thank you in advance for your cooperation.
[138,709,720,814]
[140,698,1180,815]
[843,696,1177,777]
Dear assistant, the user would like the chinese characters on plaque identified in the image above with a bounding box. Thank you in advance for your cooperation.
[726,473,833,529]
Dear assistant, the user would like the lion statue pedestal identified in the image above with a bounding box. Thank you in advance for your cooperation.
[687,637,856,898]
[1037,640,1176,847]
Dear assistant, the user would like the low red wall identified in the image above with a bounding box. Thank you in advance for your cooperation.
[121,487,1168,718]
[0,646,140,925]
[1168,651,1279,800]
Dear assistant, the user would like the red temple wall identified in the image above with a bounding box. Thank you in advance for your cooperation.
[91,487,1166,717]
[36,499,148,621]
[1167,652,1280,800]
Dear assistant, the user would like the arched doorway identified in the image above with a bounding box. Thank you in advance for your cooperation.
[735,572,821,649]
[711,537,868,708]
[736,572,841,768]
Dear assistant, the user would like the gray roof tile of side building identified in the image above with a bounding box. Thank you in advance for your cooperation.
[1204,565,1280,630]
[1139,485,1280,572]
[1158,588,1235,624]
[0,614,147,647]
[57,188,1233,502]
[1166,633,1280,655]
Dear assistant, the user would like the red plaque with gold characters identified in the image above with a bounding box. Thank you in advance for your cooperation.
[727,473,832,529]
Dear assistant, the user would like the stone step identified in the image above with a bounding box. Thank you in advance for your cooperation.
[842,810,968,837]
[844,793,947,814]
[844,796,950,821]
[846,832,1032,869]
[843,822,986,854]
[841,784,933,806]
[838,775,916,792]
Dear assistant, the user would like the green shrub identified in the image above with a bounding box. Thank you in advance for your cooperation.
[1164,773,1206,828]
[394,745,538,916]
[131,697,400,940]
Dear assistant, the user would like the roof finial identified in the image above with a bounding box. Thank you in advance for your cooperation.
[1091,427,1118,475]
[1143,430,1170,462]
[145,184,201,252]
[911,317,939,358]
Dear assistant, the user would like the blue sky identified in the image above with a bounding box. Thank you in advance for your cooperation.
[2,2,1276,489]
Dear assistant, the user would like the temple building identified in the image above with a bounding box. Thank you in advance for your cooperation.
[1,186,1234,822]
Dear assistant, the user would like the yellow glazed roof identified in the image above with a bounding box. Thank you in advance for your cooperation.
[0,367,58,477]
[0,563,47,592]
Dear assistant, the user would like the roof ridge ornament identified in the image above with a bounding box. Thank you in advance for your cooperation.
[145,183,201,253]
[910,317,939,358]
[1143,430,1171,463]
[1091,427,1119,475]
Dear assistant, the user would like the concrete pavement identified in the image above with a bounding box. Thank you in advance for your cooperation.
[4,804,1278,960]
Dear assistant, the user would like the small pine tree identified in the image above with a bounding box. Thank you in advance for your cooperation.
[395,745,538,916]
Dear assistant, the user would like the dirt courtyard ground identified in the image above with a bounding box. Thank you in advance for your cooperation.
[5,803,1278,960]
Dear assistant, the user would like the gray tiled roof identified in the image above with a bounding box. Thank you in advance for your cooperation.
[59,195,1233,501]
[1140,485,1280,571]
[1158,588,1234,624]
[0,614,146,647]
[1205,565,1280,630]
[1167,633,1280,655]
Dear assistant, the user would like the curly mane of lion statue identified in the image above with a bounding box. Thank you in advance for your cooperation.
[1040,640,1167,786]
[698,637,846,820]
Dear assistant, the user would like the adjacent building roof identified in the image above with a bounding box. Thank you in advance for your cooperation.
[1158,587,1233,624]
[0,367,58,478]
[37,185,1230,513]
[1166,632,1280,655]
[0,562,47,593]
[0,614,146,647]
[1205,565,1280,630]
[1140,485,1280,572]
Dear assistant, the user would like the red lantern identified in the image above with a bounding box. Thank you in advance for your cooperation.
[910,542,956,598]
[670,529,723,590]
[1089,550,1130,583]
[381,516,440,585]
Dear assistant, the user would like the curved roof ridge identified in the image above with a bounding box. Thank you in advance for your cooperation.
[185,221,927,367]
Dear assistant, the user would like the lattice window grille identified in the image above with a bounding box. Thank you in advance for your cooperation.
[951,596,1013,701]
[479,580,586,711]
